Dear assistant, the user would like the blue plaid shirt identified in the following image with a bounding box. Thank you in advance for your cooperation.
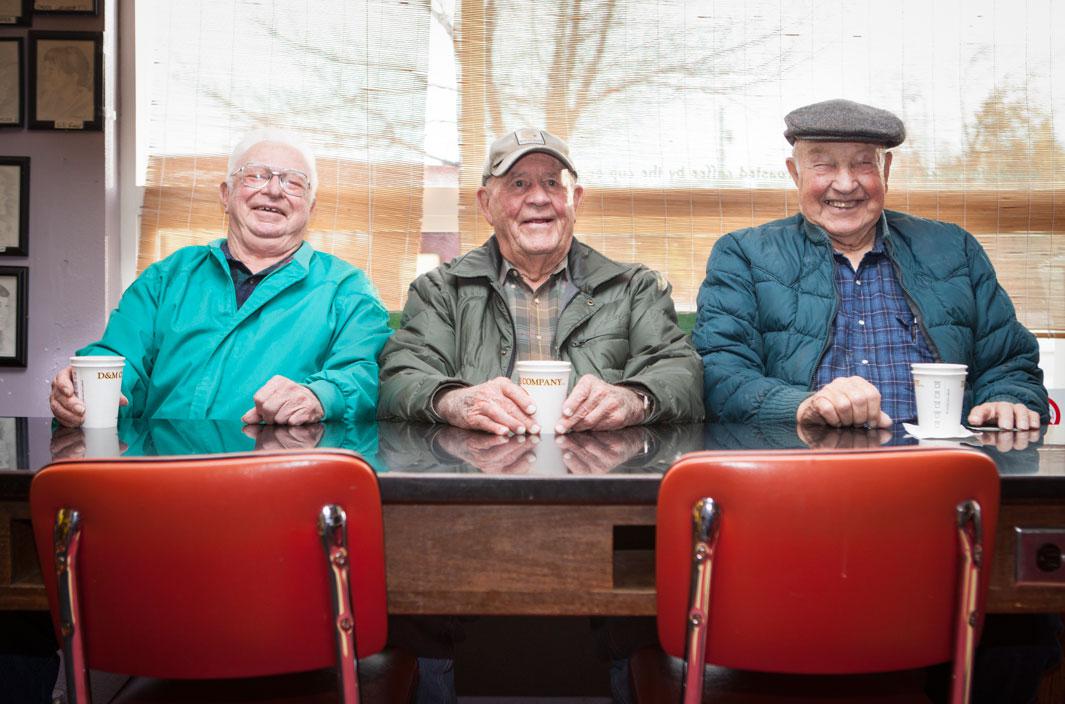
[815,232,935,423]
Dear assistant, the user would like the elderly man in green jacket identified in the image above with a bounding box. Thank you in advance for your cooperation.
[49,128,392,426]
[694,99,1048,430]
[378,127,703,433]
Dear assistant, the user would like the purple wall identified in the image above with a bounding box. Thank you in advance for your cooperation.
[0,11,107,418]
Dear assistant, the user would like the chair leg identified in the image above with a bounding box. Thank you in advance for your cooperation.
[55,508,91,704]
[951,500,983,704]
[319,504,361,704]
[681,498,719,704]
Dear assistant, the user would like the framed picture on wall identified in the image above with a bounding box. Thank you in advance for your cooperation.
[0,157,28,256]
[0,38,23,127]
[28,31,102,131]
[0,266,26,367]
[0,417,28,470]
[0,0,30,26]
[32,0,96,15]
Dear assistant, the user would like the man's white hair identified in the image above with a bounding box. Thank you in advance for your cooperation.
[227,128,318,202]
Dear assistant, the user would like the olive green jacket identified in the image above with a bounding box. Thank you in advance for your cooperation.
[378,237,704,424]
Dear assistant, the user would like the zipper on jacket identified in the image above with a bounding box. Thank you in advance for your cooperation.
[809,241,839,390]
[885,243,943,363]
[490,280,519,378]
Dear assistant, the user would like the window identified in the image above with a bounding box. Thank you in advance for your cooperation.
[135,0,1065,334]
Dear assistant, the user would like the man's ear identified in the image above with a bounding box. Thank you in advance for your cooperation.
[882,151,893,192]
[219,181,230,212]
[785,158,800,188]
[476,186,494,226]
[570,184,585,210]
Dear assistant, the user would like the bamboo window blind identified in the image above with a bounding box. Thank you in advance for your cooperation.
[139,0,1065,333]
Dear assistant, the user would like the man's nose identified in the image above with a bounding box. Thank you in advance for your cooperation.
[525,182,550,204]
[831,167,859,191]
[262,172,284,196]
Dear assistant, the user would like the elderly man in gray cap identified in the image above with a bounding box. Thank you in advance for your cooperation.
[379,127,703,434]
[693,98,1048,431]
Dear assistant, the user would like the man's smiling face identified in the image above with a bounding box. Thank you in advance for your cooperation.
[786,141,891,246]
[477,152,584,272]
[220,141,315,254]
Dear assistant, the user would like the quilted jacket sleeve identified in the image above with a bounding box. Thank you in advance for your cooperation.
[962,229,1049,421]
[692,233,811,423]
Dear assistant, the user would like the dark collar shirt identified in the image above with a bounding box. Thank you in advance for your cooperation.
[814,229,935,423]
[498,256,578,361]
[220,241,294,308]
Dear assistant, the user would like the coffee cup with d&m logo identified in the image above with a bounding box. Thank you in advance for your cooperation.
[70,356,126,428]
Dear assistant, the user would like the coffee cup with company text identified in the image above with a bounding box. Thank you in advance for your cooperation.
[515,360,572,434]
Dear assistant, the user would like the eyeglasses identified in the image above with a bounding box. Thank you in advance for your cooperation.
[231,163,311,197]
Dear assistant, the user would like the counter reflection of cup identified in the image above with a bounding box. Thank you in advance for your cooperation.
[70,355,126,428]
[514,360,572,434]
[82,427,121,457]
[528,435,567,474]
[911,363,967,433]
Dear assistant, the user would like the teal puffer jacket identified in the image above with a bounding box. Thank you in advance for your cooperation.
[693,210,1048,423]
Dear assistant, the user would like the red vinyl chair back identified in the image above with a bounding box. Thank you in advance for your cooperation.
[656,447,999,677]
[30,449,387,680]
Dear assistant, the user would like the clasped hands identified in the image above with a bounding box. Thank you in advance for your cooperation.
[435,374,647,435]
[50,367,323,427]
[797,375,1040,431]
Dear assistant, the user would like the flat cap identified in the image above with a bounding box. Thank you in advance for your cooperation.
[482,128,577,185]
[784,99,905,148]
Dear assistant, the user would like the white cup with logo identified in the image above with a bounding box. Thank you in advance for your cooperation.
[515,360,572,434]
[70,356,126,428]
[911,363,968,434]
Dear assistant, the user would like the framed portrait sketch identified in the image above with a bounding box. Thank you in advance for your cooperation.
[0,157,28,256]
[0,0,30,26]
[32,0,95,14]
[28,31,102,131]
[0,266,27,367]
[0,417,28,470]
[0,38,23,127]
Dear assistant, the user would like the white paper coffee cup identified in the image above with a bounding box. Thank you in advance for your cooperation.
[515,360,572,434]
[911,363,967,433]
[70,356,126,428]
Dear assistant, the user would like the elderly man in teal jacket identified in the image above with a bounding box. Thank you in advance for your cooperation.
[694,99,1048,430]
[49,129,391,426]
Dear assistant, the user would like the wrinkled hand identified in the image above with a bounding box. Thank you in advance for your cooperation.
[796,376,891,428]
[976,427,1042,453]
[49,425,86,459]
[435,378,537,435]
[435,426,534,474]
[554,376,647,434]
[557,427,650,474]
[797,424,893,450]
[242,422,325,450]
[49,365,128,428]
[968,402,1040,431]
[241,376,324,425]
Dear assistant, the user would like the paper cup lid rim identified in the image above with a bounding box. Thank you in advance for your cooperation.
[911,363,967,369]
[514,361,573,370]
[71,355,126,364]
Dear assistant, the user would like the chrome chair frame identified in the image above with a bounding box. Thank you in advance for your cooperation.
[52,503,363,704]
[677,496,985,704]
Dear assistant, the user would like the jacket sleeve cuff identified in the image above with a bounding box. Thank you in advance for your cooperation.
[306,379,343,421]
[757,386,811,424]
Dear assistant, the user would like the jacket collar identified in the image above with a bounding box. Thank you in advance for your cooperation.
[799,211,892,248]
[448,236,628,293]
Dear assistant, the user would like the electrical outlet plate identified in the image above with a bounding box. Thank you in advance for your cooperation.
[1015,528,1065,585]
